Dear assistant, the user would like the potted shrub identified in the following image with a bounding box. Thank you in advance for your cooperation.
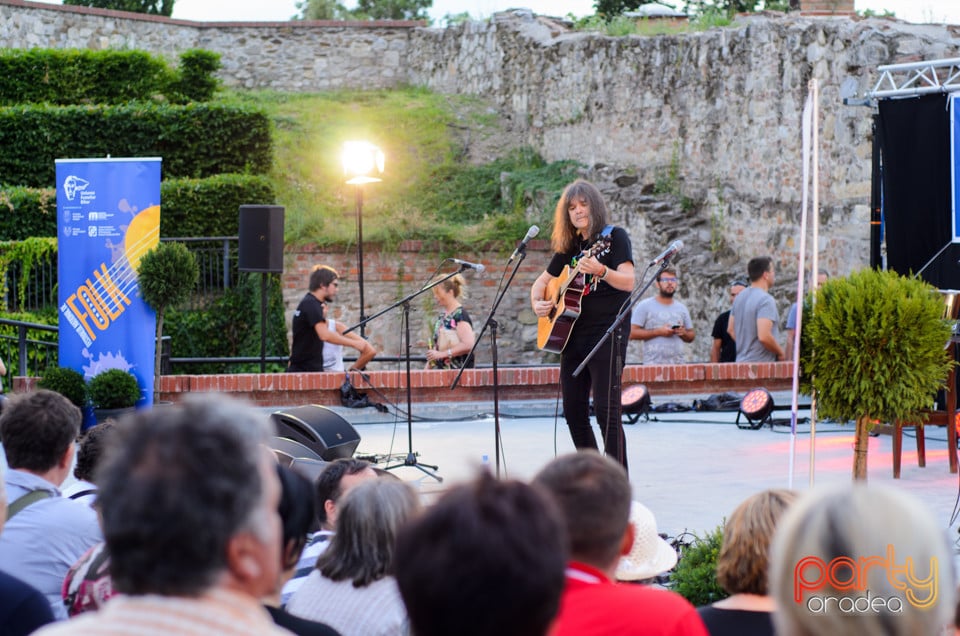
[136,241,199,399]
[670,524,726,606]
[37,366,88,410]
[800,268,954,480]
[88,368,141,423]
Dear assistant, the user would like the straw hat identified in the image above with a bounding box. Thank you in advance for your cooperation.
[615,501,678,581]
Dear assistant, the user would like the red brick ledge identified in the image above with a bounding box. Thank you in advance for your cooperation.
[14,362,794,407]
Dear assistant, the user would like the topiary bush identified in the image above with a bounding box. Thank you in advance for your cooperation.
[167,49,221,103]
[38,366,88,409]
[670,524,727,607]
[799,268,954,479]
[88,368,141,410]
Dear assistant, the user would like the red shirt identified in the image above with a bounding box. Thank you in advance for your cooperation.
[550,562,708,636]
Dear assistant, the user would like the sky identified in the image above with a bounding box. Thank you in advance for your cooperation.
[23,0,960,25]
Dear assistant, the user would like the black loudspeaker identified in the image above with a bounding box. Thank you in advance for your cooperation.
[268,436,325,467]
[270,405,361,461]
[239,205,284,273]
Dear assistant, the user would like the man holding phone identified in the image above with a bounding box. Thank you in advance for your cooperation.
[630,266,695,365]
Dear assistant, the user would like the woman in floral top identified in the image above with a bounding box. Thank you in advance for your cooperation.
[425,273,476,370]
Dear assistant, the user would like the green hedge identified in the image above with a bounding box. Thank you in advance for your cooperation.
[165,273,289,374]
[0,175,275,240]
[160,174,276,237]
[0,187,58,239]
[0,103,272,187]
[0,48,220,106]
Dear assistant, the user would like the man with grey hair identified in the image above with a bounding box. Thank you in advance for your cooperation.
[36,395,290,636]
[0,390,102,620]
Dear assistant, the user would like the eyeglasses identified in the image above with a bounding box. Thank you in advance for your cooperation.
[659,277,678,283]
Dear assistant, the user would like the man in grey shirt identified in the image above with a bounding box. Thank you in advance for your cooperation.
[728,256,785,362]
[630,266,695,364]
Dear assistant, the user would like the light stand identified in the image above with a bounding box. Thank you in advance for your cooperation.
[342,141,384,340]
[346,266,467,483]
[353,184,367,338]
[452,247,529,478]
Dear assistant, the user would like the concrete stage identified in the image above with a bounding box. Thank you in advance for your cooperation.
[324,392,960,543]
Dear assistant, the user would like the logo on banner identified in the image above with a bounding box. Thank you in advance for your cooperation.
[62,175,91,201]
[793,545,939,614]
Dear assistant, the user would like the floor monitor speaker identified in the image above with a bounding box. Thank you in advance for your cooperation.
[239,205,284,273]
[270,405,361,461]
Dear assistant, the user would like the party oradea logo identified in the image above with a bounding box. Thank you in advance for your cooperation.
[793,545,938,614]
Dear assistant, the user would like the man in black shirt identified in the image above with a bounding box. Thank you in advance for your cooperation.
[710,279,747,363]
[288,266,376,373]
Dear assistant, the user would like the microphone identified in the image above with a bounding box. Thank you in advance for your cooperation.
[449,258,486,274]
[648,240,684,266]
[509,225,540,262]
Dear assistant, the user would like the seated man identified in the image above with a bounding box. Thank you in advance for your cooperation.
[533,451,707,636]
[0,390,102,620]
[36,395,290,636]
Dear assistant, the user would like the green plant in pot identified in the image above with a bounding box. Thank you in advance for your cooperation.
[37,366,88,409]
[88,368,141,422]
[799,268,954,480]
[136,241,199,399]
[670,524,726,606]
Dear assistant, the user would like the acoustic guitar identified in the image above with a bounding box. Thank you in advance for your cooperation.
[536,237,612,353]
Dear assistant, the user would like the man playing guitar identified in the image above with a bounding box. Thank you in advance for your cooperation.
[530,180,635,470]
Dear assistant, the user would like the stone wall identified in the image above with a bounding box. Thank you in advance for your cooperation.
[3,0,960,362]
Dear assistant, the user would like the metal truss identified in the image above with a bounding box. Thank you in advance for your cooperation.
[868,57,960,100]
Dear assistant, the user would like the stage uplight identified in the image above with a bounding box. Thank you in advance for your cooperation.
[622,384,651,424]
[739,388,774,430]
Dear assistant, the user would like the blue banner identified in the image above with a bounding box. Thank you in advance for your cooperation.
[55,157,161,409]
[953,94,960,242]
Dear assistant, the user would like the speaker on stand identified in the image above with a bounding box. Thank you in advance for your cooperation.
[239,205,284,372]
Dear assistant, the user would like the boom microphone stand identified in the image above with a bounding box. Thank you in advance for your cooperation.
[451,244,530,478]
[347,265,468,482]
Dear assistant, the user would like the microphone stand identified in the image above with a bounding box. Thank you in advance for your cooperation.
[451,247,529,478]
[572,258,673,378]
[346,265,469,482]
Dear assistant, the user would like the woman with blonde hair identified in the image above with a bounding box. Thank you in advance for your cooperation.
[698,489,798,635]
[425,273,476,370]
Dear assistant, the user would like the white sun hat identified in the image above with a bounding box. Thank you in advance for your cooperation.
[615,501,678,581]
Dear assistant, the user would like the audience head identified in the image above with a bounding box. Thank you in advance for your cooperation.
[770,484,955,636]
[73,420,117,483]
[317,478,420,588]
[314,457,376,530]
[434,273,467,300]
[716,488,797,596]
[277,463,316,574]
[0,390,81,483]
[309,265,338,291]
[747,256,774,283]
[395,471,567,636]
[96,395,281,599]
[532,450,632,571]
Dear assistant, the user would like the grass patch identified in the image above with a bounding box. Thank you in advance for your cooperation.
[224,87,582,249]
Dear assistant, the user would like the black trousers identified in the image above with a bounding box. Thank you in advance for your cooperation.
[559,320,629,470]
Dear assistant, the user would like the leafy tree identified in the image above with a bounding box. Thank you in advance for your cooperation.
[594,0,654,19]
[352,0,431,20]
[63,0,174,17]
[799,269,953,480]
[296,0,348,20]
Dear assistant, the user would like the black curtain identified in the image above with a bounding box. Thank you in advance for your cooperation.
[878,93,958,289]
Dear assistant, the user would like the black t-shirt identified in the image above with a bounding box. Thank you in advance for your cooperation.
[288,293,326,372]
[711,310,736,363]
[545,226,633,336]
[696,606,774,636]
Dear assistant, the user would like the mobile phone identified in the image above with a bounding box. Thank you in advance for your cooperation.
[671,324,681,330]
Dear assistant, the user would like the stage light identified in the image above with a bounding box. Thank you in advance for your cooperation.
[622,383,651,424]
[739,388,774,430]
